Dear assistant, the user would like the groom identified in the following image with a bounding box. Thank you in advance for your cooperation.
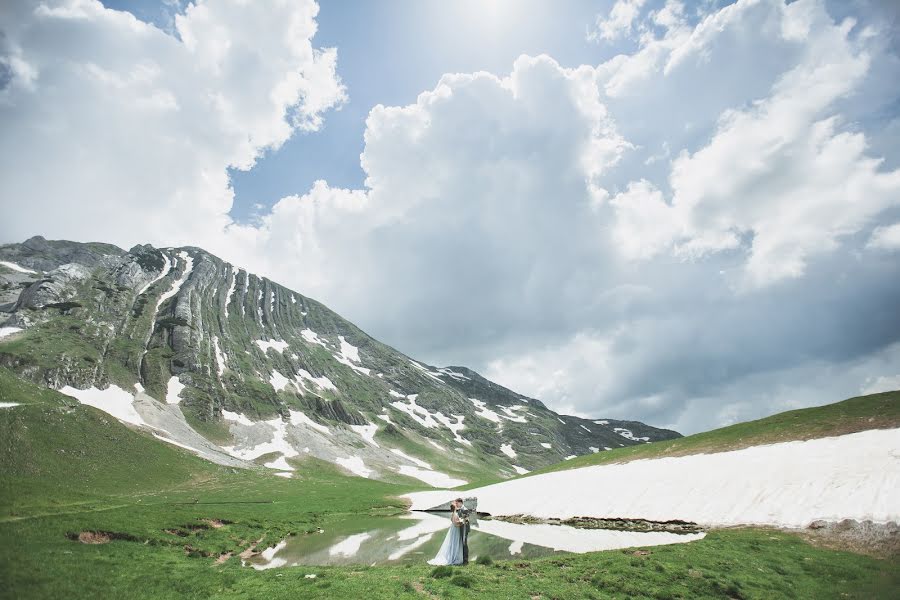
[453,497,470,565]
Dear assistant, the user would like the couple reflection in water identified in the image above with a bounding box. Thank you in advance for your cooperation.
[428,497,474,566]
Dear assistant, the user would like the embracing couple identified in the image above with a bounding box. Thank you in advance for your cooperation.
[428,497,471,566]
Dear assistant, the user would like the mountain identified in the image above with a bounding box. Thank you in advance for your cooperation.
[0,236,679,487]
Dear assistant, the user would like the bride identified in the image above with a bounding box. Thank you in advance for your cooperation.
[427,498,464,565]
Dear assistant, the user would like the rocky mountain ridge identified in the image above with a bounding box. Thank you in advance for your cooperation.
[0,236,680,486]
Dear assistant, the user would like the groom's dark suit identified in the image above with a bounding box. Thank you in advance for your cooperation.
[457,507,470,565]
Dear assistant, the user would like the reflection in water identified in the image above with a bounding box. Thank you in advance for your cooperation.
[245,512,705,569]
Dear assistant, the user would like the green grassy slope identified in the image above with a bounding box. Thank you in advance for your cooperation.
[1,372,896,598]
[525,390,900,477]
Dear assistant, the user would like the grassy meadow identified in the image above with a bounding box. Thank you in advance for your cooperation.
[1,369,897,598]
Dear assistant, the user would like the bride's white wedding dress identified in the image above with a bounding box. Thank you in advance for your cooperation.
[427,514,464,566]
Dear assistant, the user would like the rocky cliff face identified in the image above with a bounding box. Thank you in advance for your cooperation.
[0,236,680,486]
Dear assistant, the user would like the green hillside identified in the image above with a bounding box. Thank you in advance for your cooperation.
[1,370,897,598]
[526,390,900,477]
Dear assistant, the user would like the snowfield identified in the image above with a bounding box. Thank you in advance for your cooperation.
[405,428,900,528]
[61,385,147,427]
[0,260,37,274]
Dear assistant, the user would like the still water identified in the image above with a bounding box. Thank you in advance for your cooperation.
[245,511,705,569]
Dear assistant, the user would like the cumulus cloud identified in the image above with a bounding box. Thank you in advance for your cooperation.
[588,0,648,42]
[0,0,345,248]
[867,222,900,250]
[1,0,898,434]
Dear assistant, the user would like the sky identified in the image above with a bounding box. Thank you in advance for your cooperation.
[1,0,899,434]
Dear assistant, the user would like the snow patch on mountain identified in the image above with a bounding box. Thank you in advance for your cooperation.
[0,327,23,340]
[61,384,146,427]
[350,422,380,447]
[288,410,331,435]
[614,428,650,442]
[499,405,528,423]
[269,370,291,392]
[0,260,37,274]
[300,329,327,348]
[336,456,372,478]
[469,397,502,424]
[223,267,237,318]
[255,339,289,354]
[500,443,517,458]
[295,369,336,391]
[166,376,185,405]
[136,253,172,296]
[212,336,227,376]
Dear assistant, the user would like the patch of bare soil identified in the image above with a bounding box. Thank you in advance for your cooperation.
[67,530,139,544]
[201,518,232,529]
[238,536,266,560]
[797,519,899,558]
[213,552,233,565]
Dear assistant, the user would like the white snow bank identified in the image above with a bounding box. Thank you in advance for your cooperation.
[264,455,294,471]
[336,456,372,478]
[151,433,208,457]
[255,339,289,354]
[469,398,502,424]
[594,420,609,425]
[397,465,467,488]
[334,336,371,375]
[409,360,444,383]
[296,369,336,391]
[436,368,470,381]
[499,405,527,423]
[500,443,517,458]
[580,425,591,433]
[222,416,300,463]
[0,402,21,408]
[0,327,23,340]
[350,422,380,447]
[512,465,530,475]
[614,427,649,442]
[221,409,254,426]
[223,268,237,318]
[212,336,227,377]
[136,254,172,296]
[60,385,146,427]
[269,370,292,392]
[288,410,331,435]
[540,443,552,449]
[166,376,185,405]
[0,260,37,274]
[406,428,900,528]
[433,411,471,446]
[274,472,293,479]
[301,329,328,348]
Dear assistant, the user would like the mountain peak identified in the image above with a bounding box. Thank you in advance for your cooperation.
[0,238,680,487]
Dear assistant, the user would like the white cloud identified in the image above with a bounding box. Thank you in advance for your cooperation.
[608,0,900,287]
[1,0,898,436]
[867,222,900,250]
[588,0,648,42]
[860,374,900,395]
[0,0,345,248]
